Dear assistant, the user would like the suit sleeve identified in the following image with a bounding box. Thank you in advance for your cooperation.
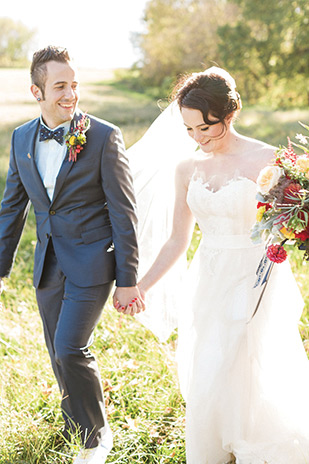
[101,127,139,287]
[0,130,31,278]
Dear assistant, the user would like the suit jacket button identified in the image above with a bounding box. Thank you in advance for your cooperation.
[50,210,56,215]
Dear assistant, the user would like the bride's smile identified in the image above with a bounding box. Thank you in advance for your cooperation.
[181,107,231,154]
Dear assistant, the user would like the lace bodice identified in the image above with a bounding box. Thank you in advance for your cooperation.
[187,176,258,237]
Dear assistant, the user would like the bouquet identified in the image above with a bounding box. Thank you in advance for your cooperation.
[251,122,309,263]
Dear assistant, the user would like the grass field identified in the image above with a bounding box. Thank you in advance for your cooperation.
[0,68,308,463]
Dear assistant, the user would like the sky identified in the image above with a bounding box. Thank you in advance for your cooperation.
[2,0,148,69]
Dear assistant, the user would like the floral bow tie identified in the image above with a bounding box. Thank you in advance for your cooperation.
[39,125,64,145]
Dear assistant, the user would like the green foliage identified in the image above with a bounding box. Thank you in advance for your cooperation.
[136,0,237,87]
[133,0,309,108]
[0,17,35,68]
[217,0,309,104]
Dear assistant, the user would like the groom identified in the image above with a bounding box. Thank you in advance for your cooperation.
[0,46,144,464]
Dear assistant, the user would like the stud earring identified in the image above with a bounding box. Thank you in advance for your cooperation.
[37,98,41,101]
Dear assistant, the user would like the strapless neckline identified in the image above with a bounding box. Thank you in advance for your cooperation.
[187,174,258,237]
[189,175,256,194]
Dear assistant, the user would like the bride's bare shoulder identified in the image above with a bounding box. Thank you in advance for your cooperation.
[242,135,277,164]
[175,158,196,186]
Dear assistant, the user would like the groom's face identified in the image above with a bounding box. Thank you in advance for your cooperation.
[37,60,80,129]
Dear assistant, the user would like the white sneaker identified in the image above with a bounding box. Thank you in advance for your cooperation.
[72,444,110,464]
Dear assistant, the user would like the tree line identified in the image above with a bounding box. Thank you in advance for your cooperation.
[132,0,309,107]
[1,1,308,107]
[0,17,35,68]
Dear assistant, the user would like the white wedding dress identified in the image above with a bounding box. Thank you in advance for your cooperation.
[129,101,309,463]
[176,174,309,464]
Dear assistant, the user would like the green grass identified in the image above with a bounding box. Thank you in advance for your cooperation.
[0,69,308,463]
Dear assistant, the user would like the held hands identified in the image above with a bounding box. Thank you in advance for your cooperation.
[113,285,146,316]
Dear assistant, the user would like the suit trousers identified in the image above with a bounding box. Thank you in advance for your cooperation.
[36,240,113,449]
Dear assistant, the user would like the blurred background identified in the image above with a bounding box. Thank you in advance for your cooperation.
[1,0,308,107]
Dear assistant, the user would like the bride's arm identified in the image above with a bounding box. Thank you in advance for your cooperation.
[138,163,195,295]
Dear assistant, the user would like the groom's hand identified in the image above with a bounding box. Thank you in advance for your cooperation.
[113,286,145,316]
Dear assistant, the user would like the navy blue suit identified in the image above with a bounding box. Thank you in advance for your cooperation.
[0,110,138,447]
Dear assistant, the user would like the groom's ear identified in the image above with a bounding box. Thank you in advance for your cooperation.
[31,84,43,102]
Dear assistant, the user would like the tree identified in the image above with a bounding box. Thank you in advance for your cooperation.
[136,0,238,88]
[217,0,309,104]
[133,0,308,106]
[0,17,35,67]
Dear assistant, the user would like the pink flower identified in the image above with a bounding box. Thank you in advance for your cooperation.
[266,244,287,263]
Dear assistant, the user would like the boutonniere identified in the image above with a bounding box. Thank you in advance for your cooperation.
[65,114,91,162]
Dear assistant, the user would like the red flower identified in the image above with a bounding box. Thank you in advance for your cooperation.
[266,244,287,263]
[294,216,309,240]
[275,157,283,167]
[283,182,302,203]
[256,202,272,210]
[294,210,309,240]
[295,230,309,241]
[283,137,298,164]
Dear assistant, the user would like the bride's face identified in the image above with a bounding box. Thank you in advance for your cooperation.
[181,107,227,153]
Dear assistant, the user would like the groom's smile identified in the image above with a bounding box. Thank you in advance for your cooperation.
[32,60,80,129]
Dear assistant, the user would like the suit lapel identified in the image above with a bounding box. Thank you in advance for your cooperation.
[50,153,73,206]
[50,110,84,206]
[27,119,51,204]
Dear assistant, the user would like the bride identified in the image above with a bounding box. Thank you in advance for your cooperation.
[123,67,309,463]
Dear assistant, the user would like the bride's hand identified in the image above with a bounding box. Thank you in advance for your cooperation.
[113,285,146,316]
[137,282,146,303]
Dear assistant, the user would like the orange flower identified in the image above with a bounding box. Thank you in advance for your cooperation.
[280,227,295,239]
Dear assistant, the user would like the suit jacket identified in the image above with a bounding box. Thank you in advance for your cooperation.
[0,110,138,288]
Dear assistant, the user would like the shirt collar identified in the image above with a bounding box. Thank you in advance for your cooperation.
[39,116,71,133]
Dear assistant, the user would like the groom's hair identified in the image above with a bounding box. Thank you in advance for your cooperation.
[30,46,72,98]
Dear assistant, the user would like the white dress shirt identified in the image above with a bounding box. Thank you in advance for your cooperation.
[35,118,71,201]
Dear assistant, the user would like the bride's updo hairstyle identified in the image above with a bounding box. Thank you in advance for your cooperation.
[173,66,241,127]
